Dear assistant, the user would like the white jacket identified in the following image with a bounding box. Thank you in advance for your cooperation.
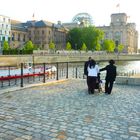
[88,65,99,77]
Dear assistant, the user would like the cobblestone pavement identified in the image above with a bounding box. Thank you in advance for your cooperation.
[0,79,140,140]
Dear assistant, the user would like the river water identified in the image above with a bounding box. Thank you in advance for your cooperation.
[100,60,140,73]
[0,60,140,77]
[97,60,140,78]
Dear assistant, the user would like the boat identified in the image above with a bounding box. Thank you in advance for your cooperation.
[0,65,57,81]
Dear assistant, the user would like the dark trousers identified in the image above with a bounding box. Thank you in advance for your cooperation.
[87,76,97,93]
[105,80,114,94]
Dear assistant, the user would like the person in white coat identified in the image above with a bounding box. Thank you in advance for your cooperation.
[87,59,99,94]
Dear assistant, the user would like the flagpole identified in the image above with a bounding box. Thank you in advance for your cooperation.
[116,3,120,13]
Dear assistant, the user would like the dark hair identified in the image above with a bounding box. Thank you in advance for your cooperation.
[88,57,92,60]
[89,59,96,68]
[109,59,115,65]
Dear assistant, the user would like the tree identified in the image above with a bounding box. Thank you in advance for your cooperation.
[49,41,55,50]
[103,39,115,52]
[117,44,124,53]
[95,44,101,51]
[66,42,72,51]
[67,26,104,51]
[3,41,10,50]
[67,28,83,50]
[24,41,34,50]
[81,43,87,51]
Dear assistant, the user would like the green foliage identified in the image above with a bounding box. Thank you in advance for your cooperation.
[95,44,101,51]
[103,39,115,52]
[24,41,34,50]
[3,41,10,50]
[66,42,72,50]
[33,44,38,50]
[81,43,87,51]
[49,41,55,50]
[118,44,124,53]
[67,26,104,51]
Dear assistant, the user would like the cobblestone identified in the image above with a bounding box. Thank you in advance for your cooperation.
[0,79,140,140]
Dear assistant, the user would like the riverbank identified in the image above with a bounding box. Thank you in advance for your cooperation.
[0,53,140,66]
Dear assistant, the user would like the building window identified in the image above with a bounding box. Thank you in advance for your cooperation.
[23,35,25,41]
[12,34,15,41]
[2,37,5,41]
[115,31,121,39]
[18,34,20,41]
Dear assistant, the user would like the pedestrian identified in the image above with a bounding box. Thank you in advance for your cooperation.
[84,57,92,85]
[84,57,92,76]
[100,59,117,94]
[87,59,99,94]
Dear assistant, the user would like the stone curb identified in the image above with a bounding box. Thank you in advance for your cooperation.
[0,79,69,95]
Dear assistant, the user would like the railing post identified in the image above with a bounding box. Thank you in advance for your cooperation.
[76,67,78,78]
[56,62,59,80]
[66,62,68,79]
[8,66,10,76]
[20,63,23,87]
[43,63,46,83]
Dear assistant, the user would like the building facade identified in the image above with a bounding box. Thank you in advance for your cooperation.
[11,20,28,48]
[97,13,138,53]
[26,20,67,50]
[0,15,11,53]
[0,16,67,52]
[10,20,67,50]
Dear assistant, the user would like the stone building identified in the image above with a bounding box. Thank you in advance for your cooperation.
[24,20,67,50]
[96,13,138,53]
[11,20,28,48]
[1,17,68,51]
[0,15,11,53]
[10,20,67,50]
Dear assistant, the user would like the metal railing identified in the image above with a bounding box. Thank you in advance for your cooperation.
[0,61,85,89]
[117,70,140,77]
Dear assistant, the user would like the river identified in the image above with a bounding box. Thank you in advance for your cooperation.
[98,60,140,77]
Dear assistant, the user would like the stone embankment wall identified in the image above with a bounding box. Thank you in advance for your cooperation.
[0,53,140,66]
[116,76,140,86]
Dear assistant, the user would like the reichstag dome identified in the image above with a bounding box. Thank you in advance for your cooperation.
[72,13,93,25]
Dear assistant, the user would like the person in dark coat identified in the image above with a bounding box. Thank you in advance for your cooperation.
[100,59,117,94]
[84,57,92,76]
[84,57,92,90]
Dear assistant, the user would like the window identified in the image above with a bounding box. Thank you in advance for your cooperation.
[116,18,120,22]
[23,35,25,41]
[18,34,20,41]
[12,34,15,41]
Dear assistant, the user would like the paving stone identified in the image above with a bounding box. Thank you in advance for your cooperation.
[0,79,140,139]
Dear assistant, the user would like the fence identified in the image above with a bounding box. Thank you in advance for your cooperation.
[0,61,85,89]
[1,61,140,90]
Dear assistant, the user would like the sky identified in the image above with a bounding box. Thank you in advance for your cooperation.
[0,0,140,47]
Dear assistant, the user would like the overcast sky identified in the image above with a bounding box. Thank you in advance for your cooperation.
[0,0,140,47]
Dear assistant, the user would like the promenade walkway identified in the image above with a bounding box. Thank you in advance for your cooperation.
[0,79,140,140]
